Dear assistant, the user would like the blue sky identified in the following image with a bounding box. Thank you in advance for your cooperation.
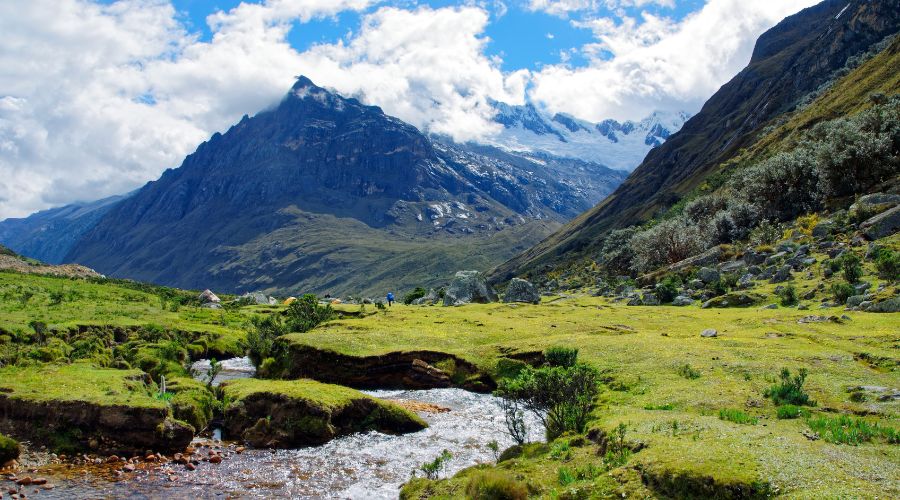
[141,0,708,70]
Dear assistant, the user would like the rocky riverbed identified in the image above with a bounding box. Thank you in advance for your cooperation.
[0,388,541,499]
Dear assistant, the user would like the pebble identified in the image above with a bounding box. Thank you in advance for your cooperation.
[122,464,136,473]
[209,455,223,464]
[185,463,196,472]
[235,447,246,454]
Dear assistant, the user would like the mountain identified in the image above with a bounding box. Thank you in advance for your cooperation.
[60,77,626,296]
[0,194,129,264]
[490,0,900,283]
[486,100,690,171]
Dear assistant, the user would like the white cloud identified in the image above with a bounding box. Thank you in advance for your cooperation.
[527,0,673,17]
[529,0,820,121]
[0,0,823,219]
[293,6,527,140]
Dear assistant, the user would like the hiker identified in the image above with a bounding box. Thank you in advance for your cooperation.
[386,292,395,307]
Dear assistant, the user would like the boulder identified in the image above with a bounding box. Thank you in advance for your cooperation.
[672,296,694,307]
[864,297,900,313]
[811,221,834,239]
[641,293,661,306]
[851,193,900,213]
[697,267,720,284]
[700,329,718,338]
[770,265,793,284]
[198,289,220,304]
[201,302,222,309]
[702,293,762,309]
[668,246,723,272]
[626,296,643,306]
[242,292,273,305]
[443,271,497,306]
[503,278,541,304]
[860,205,900,240]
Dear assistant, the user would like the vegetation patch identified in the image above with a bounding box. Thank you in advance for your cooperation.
[221,378,426,448]
[806,415,899,445]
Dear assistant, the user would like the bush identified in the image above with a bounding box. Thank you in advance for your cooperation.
[418,449,452,479]
[246,315,287,368]
[684,194,728,223]
[778,284,798,306]
[873,247,899,281]
[496,356,601,441]
[285,294,334,332]
[733,149,821,221]
[677,364,701,380]
[403,287,427,305]
[840,253,863,284]
[465,470,528,500]
[749,220,782,246]
[654,276,680,304]
[630,218,708,273]
[776,405,805,419]
[598,228,639,276]
[718,408,758,425]
[765,368,814,406]
[830,282,855,304]
[557,467,576,486]
[545,347,578,368]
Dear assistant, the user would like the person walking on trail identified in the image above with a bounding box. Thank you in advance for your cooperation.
[386,292,395,307]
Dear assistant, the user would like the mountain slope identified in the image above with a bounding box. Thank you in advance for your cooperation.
[64,77,624,296]
[491,0,900,282]
[0,194,127,264]
[487,101,689,171]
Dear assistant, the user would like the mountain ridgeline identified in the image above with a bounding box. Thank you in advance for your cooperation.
[53,77,626,295]
[491,0,900,283]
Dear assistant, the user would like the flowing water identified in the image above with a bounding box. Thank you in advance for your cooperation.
[8,361,542,499]
[189,356,257,386]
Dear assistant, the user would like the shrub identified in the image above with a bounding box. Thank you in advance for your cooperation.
[830,282,855,304]
[403,287,427,305]
[765,368,814,406]
[418,449,452,479]
[495,357,601,441]
[684,194,728,223]
[840,253,863,284]
[630,218,708,273]
[603,423,630,467]
[654,276,680,304]
[778,284,798,306]
[557,467,576,486]
[776,405,804,419]
[718,408,758,425]
[465,470,528,500]
[497,397,529,445]
[598,228,639,276]
[677,364,701,380]
[545,347,578,368]
[749,220,782,246]
[806,415,898,445]
[873,247,899,281]
[733,149,821,221]
[246,315,287,368]
[285,294,334,332]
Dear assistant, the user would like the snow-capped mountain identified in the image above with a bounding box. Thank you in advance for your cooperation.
[487,101,691,171]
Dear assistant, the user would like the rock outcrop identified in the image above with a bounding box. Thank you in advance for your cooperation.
[443,271,497,306]
[503,278,541,304]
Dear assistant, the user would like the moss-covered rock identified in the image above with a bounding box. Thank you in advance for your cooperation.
[221,378,427,448]
[0,433,20,464]
[167,377,216,432]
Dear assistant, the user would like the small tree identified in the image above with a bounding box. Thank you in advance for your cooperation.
[497,397,529,445]
[206,358,223,388]
[841,253,863,284]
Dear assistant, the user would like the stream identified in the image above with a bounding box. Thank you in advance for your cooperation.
[9,360,542,499]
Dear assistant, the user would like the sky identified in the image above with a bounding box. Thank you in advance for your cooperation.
[0,0,821,219]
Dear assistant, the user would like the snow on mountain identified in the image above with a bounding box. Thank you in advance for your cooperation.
[486,101,691,172]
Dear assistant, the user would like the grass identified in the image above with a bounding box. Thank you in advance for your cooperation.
[292,282,899,497]
[806,415,900,446]
[0,363,164,408]
[0,272,249,355]
[0,433,19,464]
[718,408,759,425]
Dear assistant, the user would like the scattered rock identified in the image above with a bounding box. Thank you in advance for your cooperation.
[864,297,900,313]
[770,265,792,284]
[443,271,497,306]
[502,278,541,304]
[641,293,661,306]
[672,296,694,307]
[700,329,718,338]
[198,289,220,304]
[697,267,720,284]
[860,205,900,240]
[209,455,222,464]
[760,304,778,310]
[241,292,275,305]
